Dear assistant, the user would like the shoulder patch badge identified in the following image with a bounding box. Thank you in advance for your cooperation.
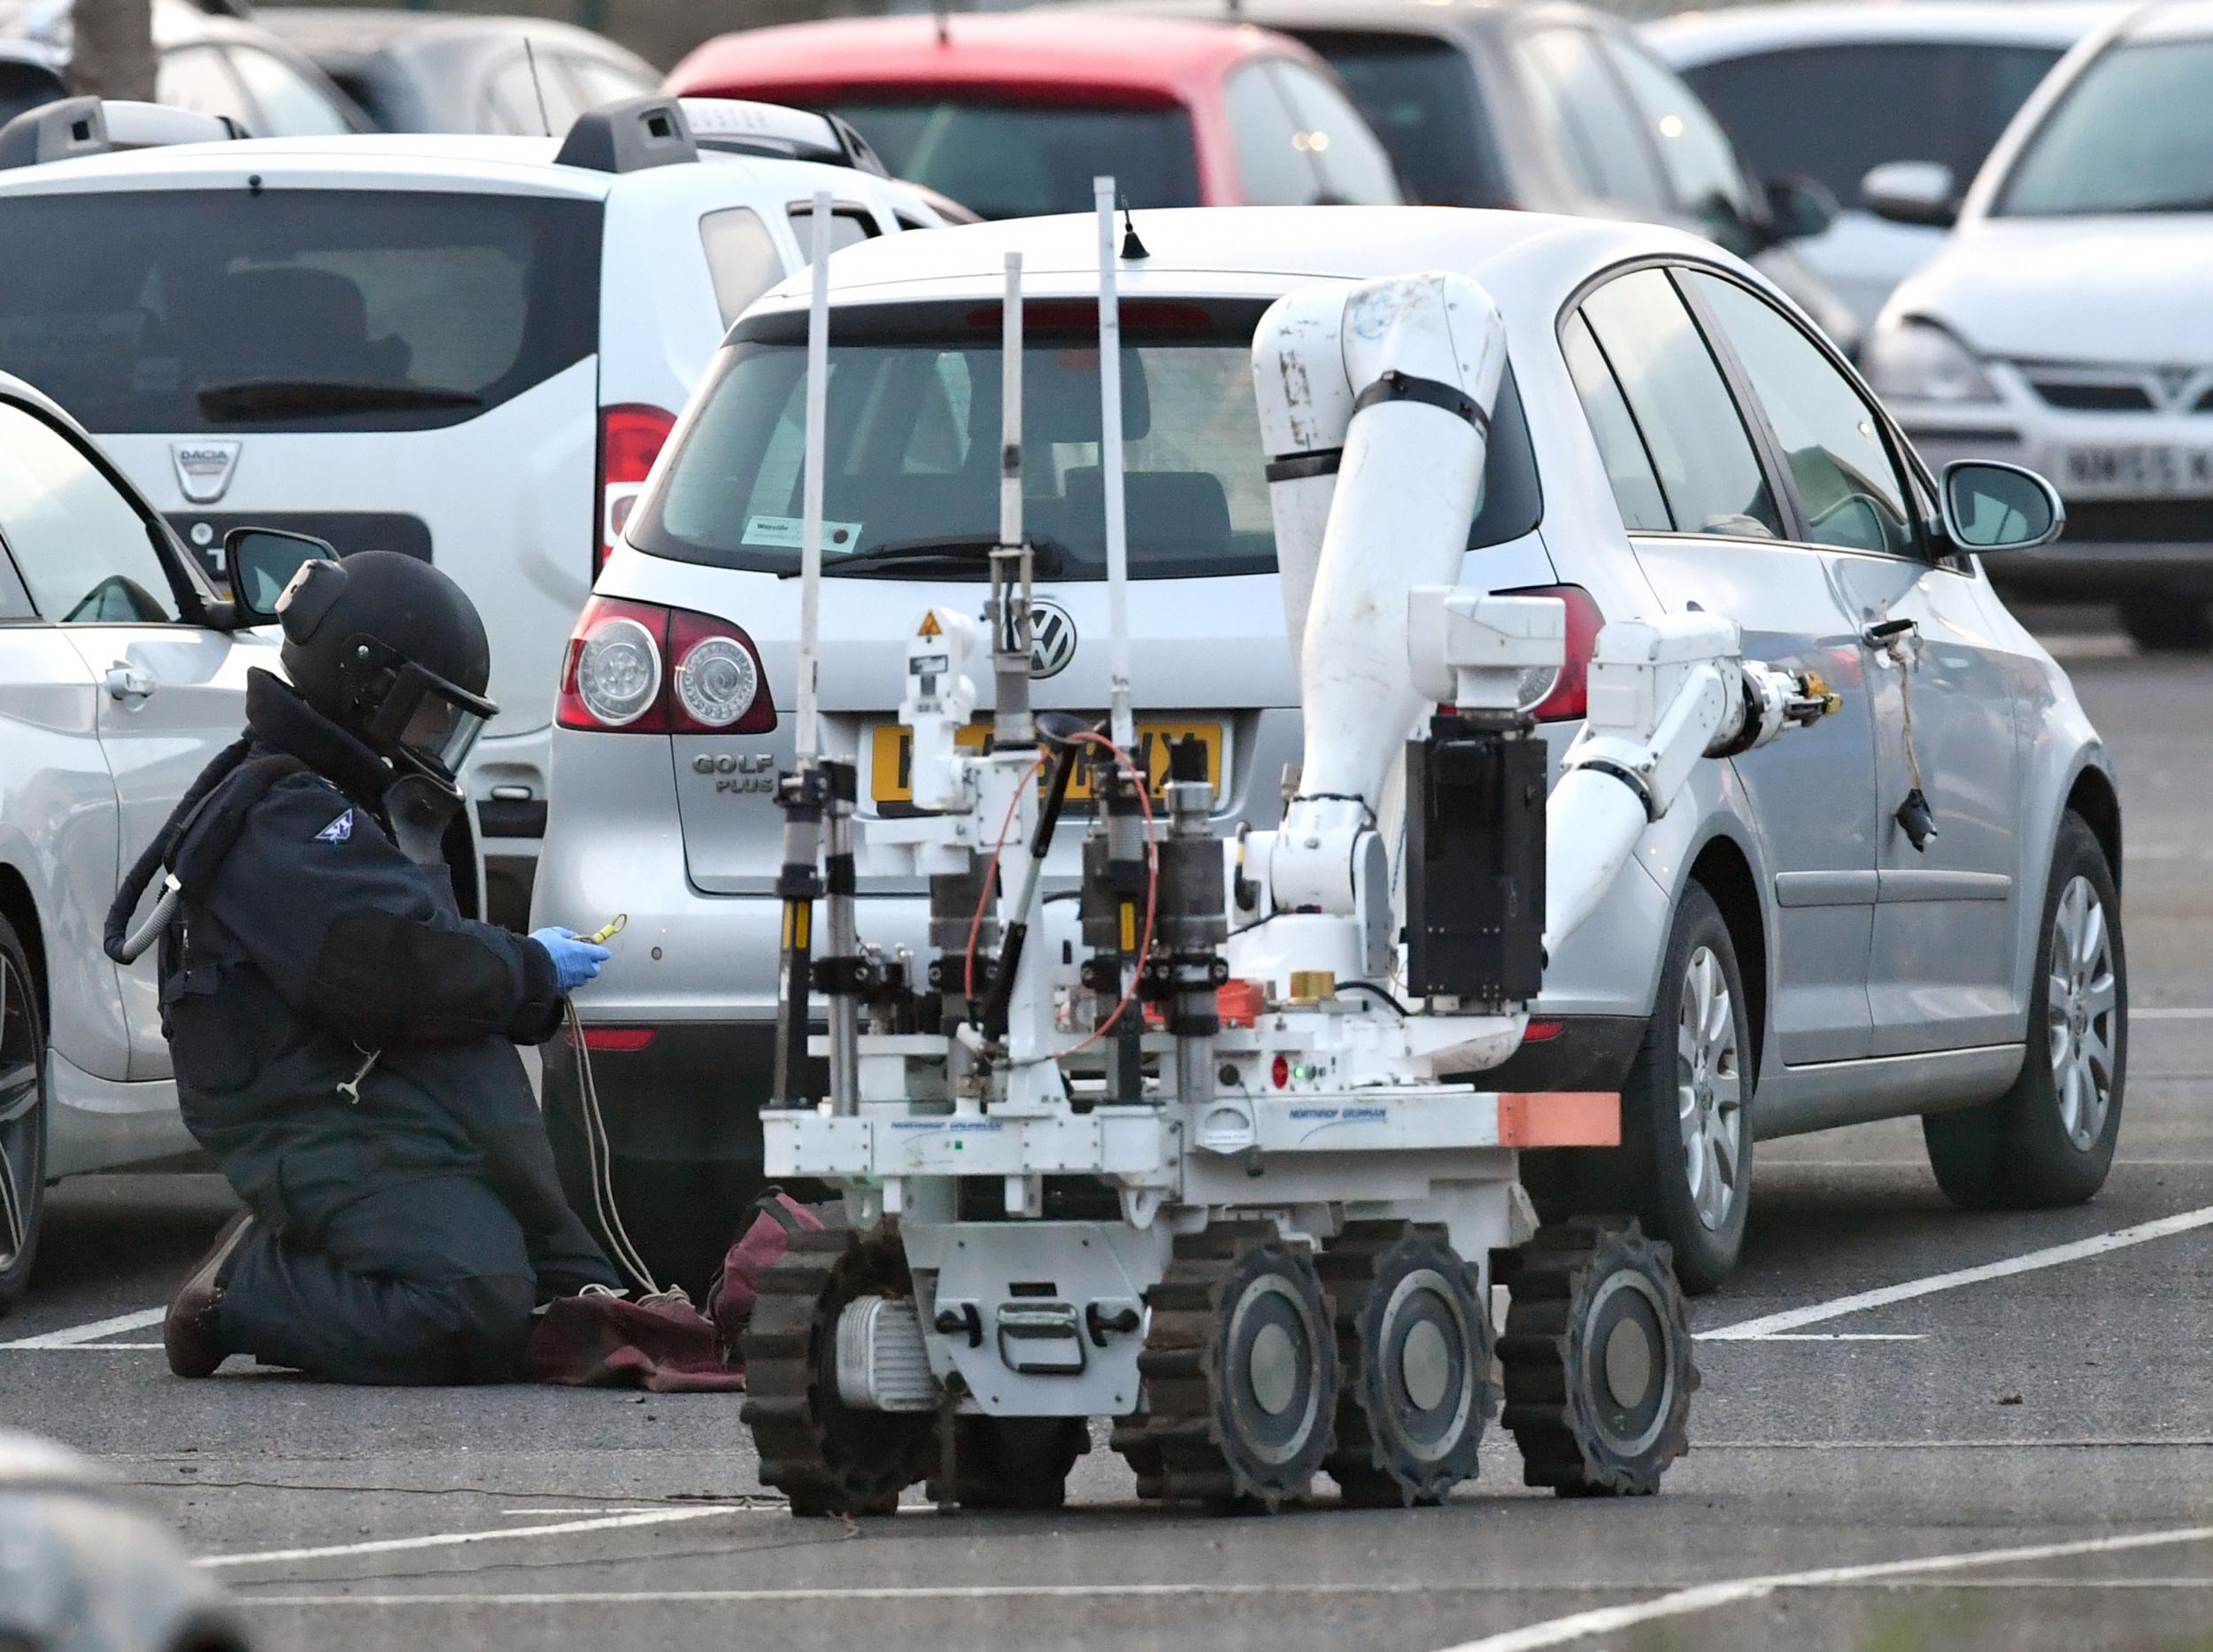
[314,810,354,844]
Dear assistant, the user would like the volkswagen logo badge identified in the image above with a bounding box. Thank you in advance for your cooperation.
[1029,599,1077,679]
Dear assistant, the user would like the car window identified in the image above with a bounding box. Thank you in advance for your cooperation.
[1267,60,1402,205]
[227,45,352,137]
[828,99,1200,220]
[1523,27,1668,212]
[786,205,876,260]
[0,539,30,621]
[484,50,583,135]
[1998,39,2213,217]
[1684,43,2063,207]
[1600,37,1760,253]
[631,298,1543,582]
[1577,269,1780,539]
[700,207,785,329]
[1225,62,1311,205]
[156,45,253,130]
[0,59,66,128]
[0,190,601,436]
[0,402,180,622]
[566,52,656,109]
[1561,312,1670,533]
[1292,30,1507,208]
[1687,272,1915,557]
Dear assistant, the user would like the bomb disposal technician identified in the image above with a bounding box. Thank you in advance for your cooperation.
[107,552,621,1384]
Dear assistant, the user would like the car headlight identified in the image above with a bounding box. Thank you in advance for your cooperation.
[1862,317,2000,405]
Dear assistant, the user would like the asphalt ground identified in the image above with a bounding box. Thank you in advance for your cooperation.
[6,619,2212,1652]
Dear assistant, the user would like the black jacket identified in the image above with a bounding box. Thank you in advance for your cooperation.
[156,672,578,1246]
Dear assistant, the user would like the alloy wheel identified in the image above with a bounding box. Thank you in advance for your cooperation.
[1676,946,1743,1232]
[2047,875,2118,1151]
[0,950,40,1275]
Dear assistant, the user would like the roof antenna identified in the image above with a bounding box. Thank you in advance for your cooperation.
[1119,191,1150,261]
[522,37,552,137]
[931,0,951,46]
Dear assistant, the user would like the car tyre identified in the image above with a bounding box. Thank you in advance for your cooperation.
[2118,592,2211,653]
[1523,885,1753,1294]
[0,912,48,1313]
[1924,813,2125,1209]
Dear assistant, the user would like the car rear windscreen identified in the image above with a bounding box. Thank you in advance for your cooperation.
[824,98,1199,219]
[1293,32,1508,209]
[0,189,600,434]
[630,298,1541,583]
[1682,42,2061,207]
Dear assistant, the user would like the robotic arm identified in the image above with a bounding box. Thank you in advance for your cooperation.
[1252,274,1835,975]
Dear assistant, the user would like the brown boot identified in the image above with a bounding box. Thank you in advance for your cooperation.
[164,1210,252,1378]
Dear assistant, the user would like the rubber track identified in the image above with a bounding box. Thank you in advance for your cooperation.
[739,1226,934,1517]
[1496,1217,1696,1496]
[1318,1220,1492,1506]
[1121,1222,1321,1509]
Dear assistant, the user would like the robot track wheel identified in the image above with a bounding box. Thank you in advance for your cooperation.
[1321,1222,1492,1508]
[740,1225,937,1517]
[1497,1217,1697,1496]
[930,1417,1092,1511]
[1123,1222,1338,1512]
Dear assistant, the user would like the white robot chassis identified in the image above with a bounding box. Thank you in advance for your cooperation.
[739,189,1837,1515]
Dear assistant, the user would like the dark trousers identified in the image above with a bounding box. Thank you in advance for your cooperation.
[216,1173,613,1385]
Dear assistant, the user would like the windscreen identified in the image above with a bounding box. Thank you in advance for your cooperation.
[1997,39,2213,216]
[0,189,601,434]
[1294,32,1506,208]
[824,98,1199,219]
[1683,42,2061,206]
[629,298,1541,583]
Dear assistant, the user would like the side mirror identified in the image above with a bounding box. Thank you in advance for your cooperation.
[226,528,336,623]
[1764,174,1838,242]
[1941,461,2063,553]
[1862,159,1957,228]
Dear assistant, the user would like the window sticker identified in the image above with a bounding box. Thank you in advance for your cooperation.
[742,514,862,550]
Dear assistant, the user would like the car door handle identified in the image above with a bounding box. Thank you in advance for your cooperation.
[104,663,156,701]
[1862,618,1917,649]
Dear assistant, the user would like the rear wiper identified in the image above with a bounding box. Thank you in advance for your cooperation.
[778,534,1068,580]
[197,379,485,422]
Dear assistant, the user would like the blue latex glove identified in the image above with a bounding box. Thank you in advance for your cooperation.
[531,927,612,994]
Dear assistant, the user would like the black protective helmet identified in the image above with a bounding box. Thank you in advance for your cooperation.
[274,551,497,791]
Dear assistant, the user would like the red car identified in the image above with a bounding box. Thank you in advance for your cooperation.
[666,12,1402,219]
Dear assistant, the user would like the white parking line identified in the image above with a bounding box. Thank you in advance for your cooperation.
[196,1506,737,1570]
[1706,1332,1924,1342]
[1703,1204,2213,1341]
[1431,1524,2213,1652]
[0,1307,165,1349]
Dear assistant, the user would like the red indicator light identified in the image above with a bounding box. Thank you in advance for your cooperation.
[1271,1054,1290,1089]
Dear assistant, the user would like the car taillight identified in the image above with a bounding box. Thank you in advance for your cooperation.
[597,405,677,575]
[1505,584,1604,722]
[557,594,775,735]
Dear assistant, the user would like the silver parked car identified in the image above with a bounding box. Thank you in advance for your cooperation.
[258,8,659,136]
[536,206,2124,1294]
[0,372,327,1309]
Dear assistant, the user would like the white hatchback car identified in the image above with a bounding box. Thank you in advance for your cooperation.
[1647,1,2120,332]
[0,94,947,924]
[0,373,328,1309]
[1859,2,2213,652]
[537,205,2124,1295]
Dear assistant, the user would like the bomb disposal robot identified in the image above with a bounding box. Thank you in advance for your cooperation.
[741,188,1834,1515]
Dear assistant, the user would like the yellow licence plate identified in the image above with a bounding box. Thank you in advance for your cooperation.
[870,720,1223,807]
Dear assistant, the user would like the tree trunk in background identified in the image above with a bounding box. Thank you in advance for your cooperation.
[66,0,157,103]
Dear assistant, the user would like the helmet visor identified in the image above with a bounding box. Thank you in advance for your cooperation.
[397,690,490,777]
[365,659,498,783]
